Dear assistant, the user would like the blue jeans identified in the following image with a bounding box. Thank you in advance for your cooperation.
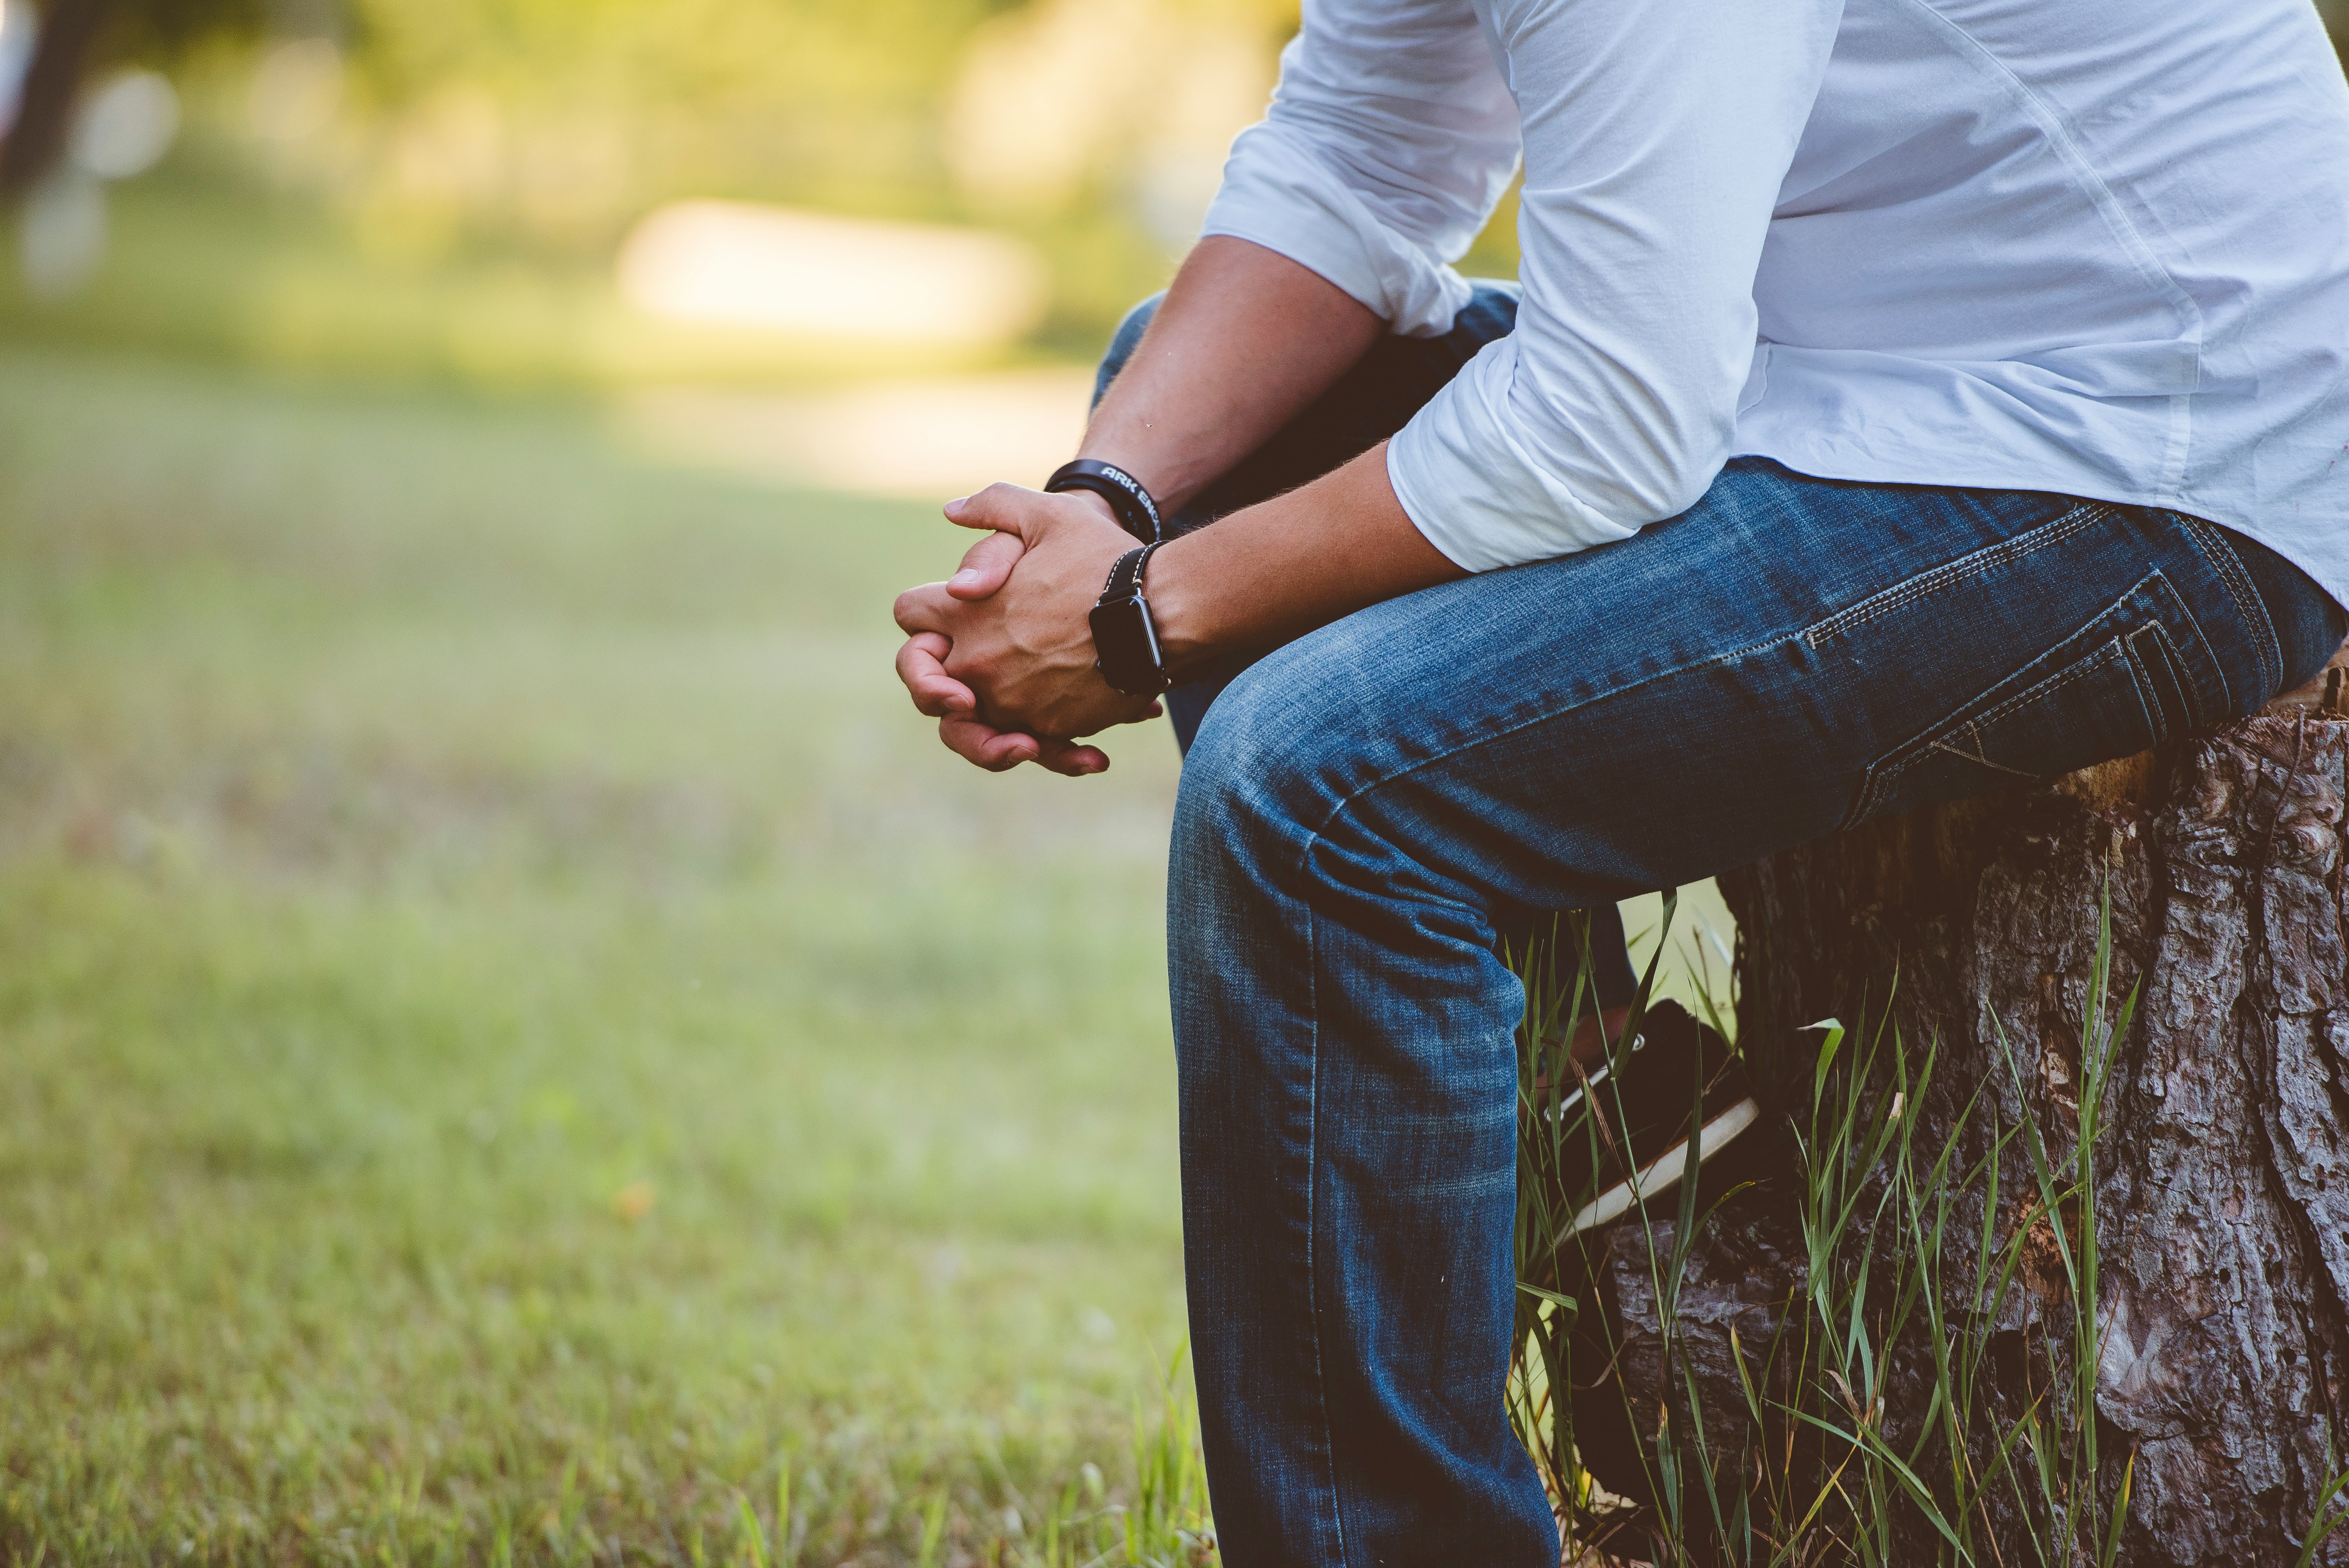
[1106,285,1644,1010]
[1099,287,2345,1566]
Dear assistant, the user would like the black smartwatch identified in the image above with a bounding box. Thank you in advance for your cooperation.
[1047,459,1163,543]
[1090,543,1170,695]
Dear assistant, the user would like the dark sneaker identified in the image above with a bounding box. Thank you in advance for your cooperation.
[1543,1000,1762,1240]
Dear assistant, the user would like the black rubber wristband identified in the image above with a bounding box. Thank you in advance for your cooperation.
[1047,459,1163,544]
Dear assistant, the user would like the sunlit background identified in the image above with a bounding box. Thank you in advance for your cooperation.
[0,3,1335,1561]
[0,2,2335,1563]
[0,0,1440,493]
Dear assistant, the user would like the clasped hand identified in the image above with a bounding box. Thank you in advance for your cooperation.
[891,485,1166,775]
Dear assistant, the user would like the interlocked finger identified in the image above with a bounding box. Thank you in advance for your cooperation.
[896,632,974,718]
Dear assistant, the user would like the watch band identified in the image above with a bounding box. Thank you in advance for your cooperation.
[1100,540,1165,601]
[1090,543,1171,695]
[1046,459,1163,544]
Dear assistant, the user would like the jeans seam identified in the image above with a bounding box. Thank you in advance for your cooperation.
[2151,586,2224,730]
[1301,885,1351,1568]
[2171,511,2279,705]
[2139,612,2228,734]
[1803,501,2107,649]
[2130,620,2188,731]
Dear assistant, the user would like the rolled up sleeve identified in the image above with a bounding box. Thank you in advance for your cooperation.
[1201,0,1522,338]
[1386,0,1843,571]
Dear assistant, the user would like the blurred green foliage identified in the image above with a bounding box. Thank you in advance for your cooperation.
[103,0,1059,223]
[16,0,2349,388]
[105,0,264,58]
[323,0,1010,220]
[2,0,1314,382]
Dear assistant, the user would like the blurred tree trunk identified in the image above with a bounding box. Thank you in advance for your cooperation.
[1606,664,2349,1565]
[0,0,111,197]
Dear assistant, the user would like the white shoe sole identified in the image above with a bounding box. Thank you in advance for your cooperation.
[1558,1095,1763,1242]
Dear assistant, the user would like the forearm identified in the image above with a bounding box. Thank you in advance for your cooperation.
[1146,440,1464,675]
[888,242,1437,773]
[892,442,1461,763]
[1080,237,1384,513]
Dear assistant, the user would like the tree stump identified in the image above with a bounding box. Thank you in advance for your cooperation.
[1600,660,2349,1565]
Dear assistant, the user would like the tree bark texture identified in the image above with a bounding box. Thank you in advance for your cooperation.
[1604,705,2349,1565]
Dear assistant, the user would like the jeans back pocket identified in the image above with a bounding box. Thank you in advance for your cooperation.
[1841,568,2226,830]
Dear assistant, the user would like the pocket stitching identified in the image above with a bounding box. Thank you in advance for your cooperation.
[1839,636,2145,831]
[2128,570,2227,730]
[1923,726,2042,780]
[1804,501,2108,650]
[1837,565,2206,830]
[2128,619,2196,734]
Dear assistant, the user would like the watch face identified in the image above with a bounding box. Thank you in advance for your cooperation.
[1089,595,1164,695]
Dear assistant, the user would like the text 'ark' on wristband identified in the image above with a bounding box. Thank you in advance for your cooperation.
[1046,459,1163,544]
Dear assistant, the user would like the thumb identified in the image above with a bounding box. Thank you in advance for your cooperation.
[946,527,1026,600]
[942,482,1040,542]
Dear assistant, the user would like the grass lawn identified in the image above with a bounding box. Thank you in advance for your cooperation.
[0,346,1195,1565]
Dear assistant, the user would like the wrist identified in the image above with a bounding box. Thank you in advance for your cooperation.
[1065,489,1119,529]
[1139,531,1219,682]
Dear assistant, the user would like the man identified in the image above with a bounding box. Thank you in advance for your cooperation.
[892,0,2349,1559]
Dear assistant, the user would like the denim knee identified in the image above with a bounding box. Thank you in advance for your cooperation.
[1094,292,1166,409]
[1171,655,1352,888]
[1173,671,1300,859]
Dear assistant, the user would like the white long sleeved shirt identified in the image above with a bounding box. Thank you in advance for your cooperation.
[1201,0,2349,605]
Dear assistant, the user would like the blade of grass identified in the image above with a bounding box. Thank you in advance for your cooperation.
[2294,1465,2349,1568]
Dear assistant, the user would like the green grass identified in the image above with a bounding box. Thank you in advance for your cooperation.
[0,346,1200,1563]
[1510,895,2166,1566]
